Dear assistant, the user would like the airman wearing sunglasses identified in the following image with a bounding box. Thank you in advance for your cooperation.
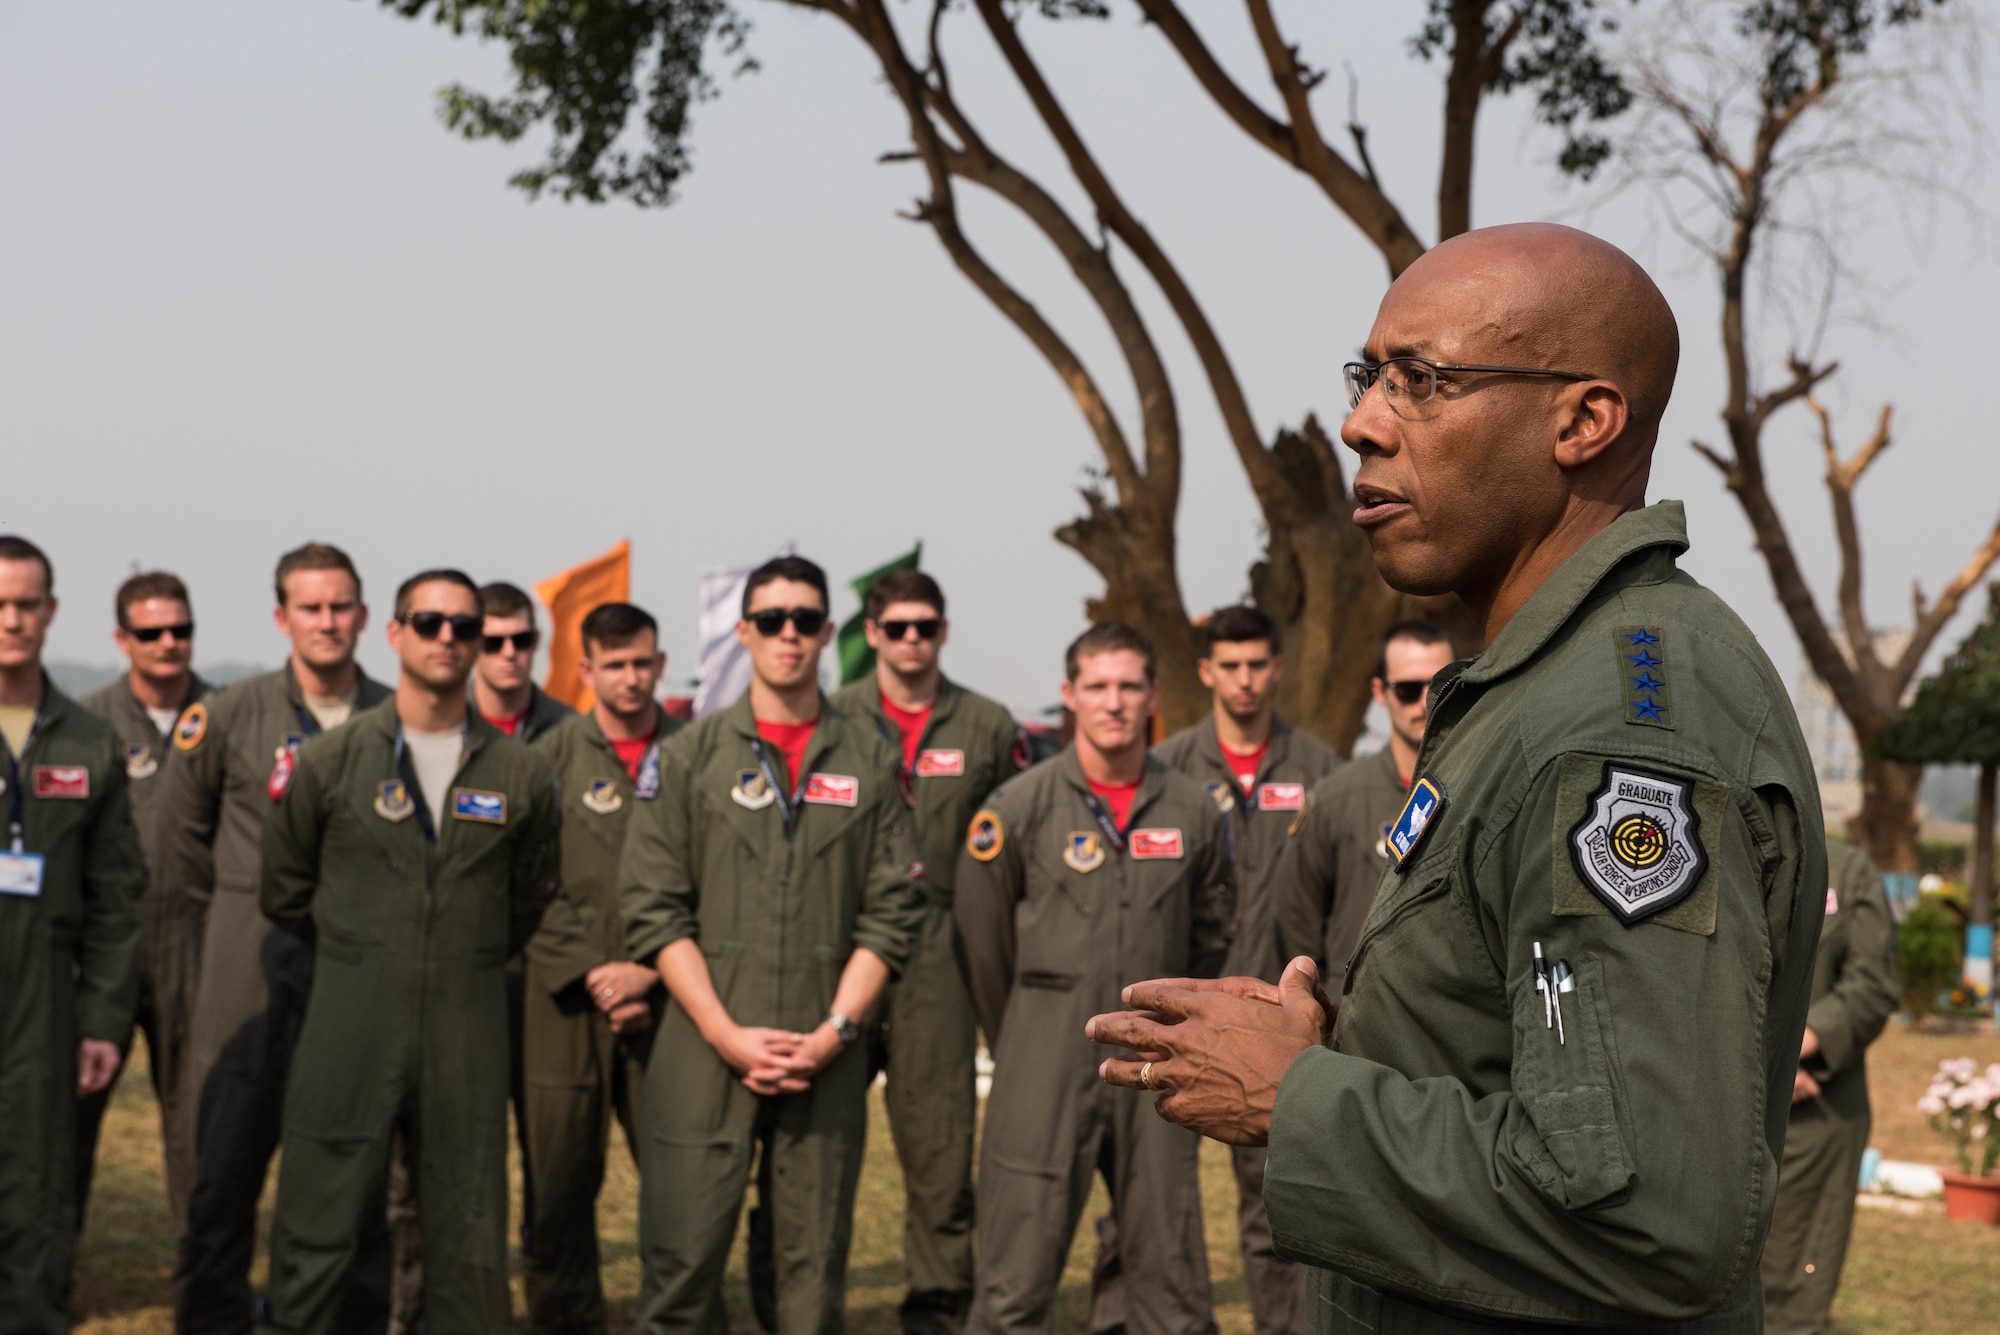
[619,555,923,1335]
[473,581,573,742]
[158,541,395,1335]
[1273,619,1456,987]
[825,569,1025,1335]
[260,568,560,1335]
[74,571,214,1243]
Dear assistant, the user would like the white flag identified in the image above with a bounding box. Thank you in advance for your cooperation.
[692,544,794,718]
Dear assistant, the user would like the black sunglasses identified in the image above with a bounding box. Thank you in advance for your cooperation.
[1385,679,1432,706]
[879,618,941,642]
[747,607,828,638]
[400,611,483,642]
[483,630,540,654]
[127,622,194,643]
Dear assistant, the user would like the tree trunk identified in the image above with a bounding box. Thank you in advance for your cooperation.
[1974,762,1995,930]
[1055,490,1206,733]
[1852,750,1924,873]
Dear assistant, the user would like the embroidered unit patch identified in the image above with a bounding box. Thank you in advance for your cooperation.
[375,780,415,822]
[1386,775,1445,870]
[1129,828,1184,860]
[731,769,775,811]
[966,809,1005,862]
[1204,781,1236,814]
[1617,626,1674,729]
[125,746,158,781]
[1063,831,1105,873]
[581,779,624,815]
[1567,761,1708,924]
[173,702,208,752]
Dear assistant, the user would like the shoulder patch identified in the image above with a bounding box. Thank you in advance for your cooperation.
[1617,626,1674,730]
[173,702,209,752]
[1385,775,1446,870]
[1565,760,1708,925]
[967,809,1005,862]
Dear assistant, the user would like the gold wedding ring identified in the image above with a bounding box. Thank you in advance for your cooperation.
[1139,1061,1158,1090]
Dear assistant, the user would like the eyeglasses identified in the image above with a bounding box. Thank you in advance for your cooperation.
[747,607,828,638]
[399,611,483,642]
[483,630,540,655]
[1385,679,1432,706]
[879,618,941,642]
[126,622,194,643]
[1343,357,1595,417]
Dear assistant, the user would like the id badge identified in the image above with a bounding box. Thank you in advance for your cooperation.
[0,850,46,897]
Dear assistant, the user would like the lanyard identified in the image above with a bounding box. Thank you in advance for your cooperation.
[292,701,324,740]
[749,738,810,832]
[633,739,662,800]
[1080,790,1128,854]
[394,720,468,844]
[3,707,43,854]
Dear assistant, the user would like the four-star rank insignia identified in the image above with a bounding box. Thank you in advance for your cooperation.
[1063,831,1106,874]
[581,779,624,815]
[1617,626,1674,730]
[1568,761,1707,924]
[374,780,415,822]
[966,809,1005,863]
[1204,781,1236,814]
[731,769,775,811]
[125,746,158,781]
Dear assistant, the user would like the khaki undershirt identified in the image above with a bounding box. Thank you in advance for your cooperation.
[303,690,357,733]
[403,726,464,833]
[0,704,36,758]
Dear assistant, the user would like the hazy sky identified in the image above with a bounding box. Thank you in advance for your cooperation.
[5,1,1996,715]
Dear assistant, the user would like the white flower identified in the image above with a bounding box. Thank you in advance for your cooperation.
[1919,1094,1947,1115]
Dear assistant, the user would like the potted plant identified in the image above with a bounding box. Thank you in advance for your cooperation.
[1917,1059,2000,1222]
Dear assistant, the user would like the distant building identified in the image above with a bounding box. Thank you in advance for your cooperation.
[1794,629,1912,828]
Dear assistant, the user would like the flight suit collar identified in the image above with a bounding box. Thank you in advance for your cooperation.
[721,688,849,779]
[8,672,76,753]
[282,658,384,718]
[1184,712,1299,786]
[1460,500,1690,688]
[845,673,965,741]
[578,702,666,760]
[1054,744,1171,830]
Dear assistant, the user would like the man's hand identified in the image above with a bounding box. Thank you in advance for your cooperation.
[607,1000,654,1037]
[585,961,659,1016]
[77,1039,122,1097]
[1798,1026,1820,1061]
[1792,1067,1823,1104]
[707,1023,807,1096]
[1085,957,1333,1146]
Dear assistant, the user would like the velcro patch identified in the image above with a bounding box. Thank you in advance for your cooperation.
[916,749,964,778]
[173,702,208,752]
[1129,828,1184,860]
[1553,754,1720,934]
[34,766,90,799]
[1256,782,1305,811]
[803,773,858,806]
[452,788,508,823]
[966,809,1004,862]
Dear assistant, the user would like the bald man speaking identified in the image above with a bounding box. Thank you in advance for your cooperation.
[1087,224,1825,1333]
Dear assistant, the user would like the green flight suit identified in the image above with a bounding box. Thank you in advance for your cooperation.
[1272,747,1406,985]
[1263,502,1827,1332]
[1114,716,1337,1335]
[158,663,393,1334]
[1760,841,1899,1335]
[954,749,1235,1335]
[74,671,212,1236]
[521,707,679,1333]
[0,680,145,1333]
[828,675,1025,1321]
[259,699,560,1335]
[619,694,924,1335]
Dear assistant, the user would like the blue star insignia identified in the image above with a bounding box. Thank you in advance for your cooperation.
[1630,697,1667,723]
[1628,671,1665,694]
[1625,649,1662,669]
[1624,629,1660,646]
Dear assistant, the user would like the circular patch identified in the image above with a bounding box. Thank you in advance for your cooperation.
[1610,813,1668,872]
[173,702,208,752]
[966,809,1004,863]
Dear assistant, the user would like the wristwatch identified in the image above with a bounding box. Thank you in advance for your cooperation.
[825,1011,861,1047]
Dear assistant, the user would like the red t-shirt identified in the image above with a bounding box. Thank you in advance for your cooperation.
[1088,778,1141,830]
[608,729,658,781]
[483,710,527,738]
[880,694,932,773]
[1222,738,1269,793]
[756,718,818,790]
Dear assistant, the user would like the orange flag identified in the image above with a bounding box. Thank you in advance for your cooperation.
[536,540,631,713]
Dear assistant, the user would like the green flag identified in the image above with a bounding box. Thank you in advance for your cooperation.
[837,542,923,685]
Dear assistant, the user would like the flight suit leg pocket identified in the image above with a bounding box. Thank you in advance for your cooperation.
[1507,953,1634,1210]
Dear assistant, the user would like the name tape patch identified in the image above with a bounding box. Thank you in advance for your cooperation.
[916,749,965,778]
[803,773,858,807]
[452,788,508,824]
[1129,828,1185,860]
[1256,782,1305,812]
[34,766,90,800]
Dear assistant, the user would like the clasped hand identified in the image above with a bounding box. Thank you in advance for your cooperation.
[711,1022,846,1096]
[1084,956,1335,1146]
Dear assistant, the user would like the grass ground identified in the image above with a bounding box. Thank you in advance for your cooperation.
[71,1024,2000,1333]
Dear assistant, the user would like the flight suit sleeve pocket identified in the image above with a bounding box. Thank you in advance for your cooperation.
[1549,752,1725,936]
[1508,953,1635,1211]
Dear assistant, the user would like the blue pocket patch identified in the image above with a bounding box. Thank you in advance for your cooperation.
[1387,775,1446,871]
[452,788,508,824]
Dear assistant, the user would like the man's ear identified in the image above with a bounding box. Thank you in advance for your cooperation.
[1196,658,1217,690]
[1554,383,1629,470]
[735,620,753,650]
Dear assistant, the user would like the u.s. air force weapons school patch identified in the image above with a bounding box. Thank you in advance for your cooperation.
[1567,761,1707,923]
